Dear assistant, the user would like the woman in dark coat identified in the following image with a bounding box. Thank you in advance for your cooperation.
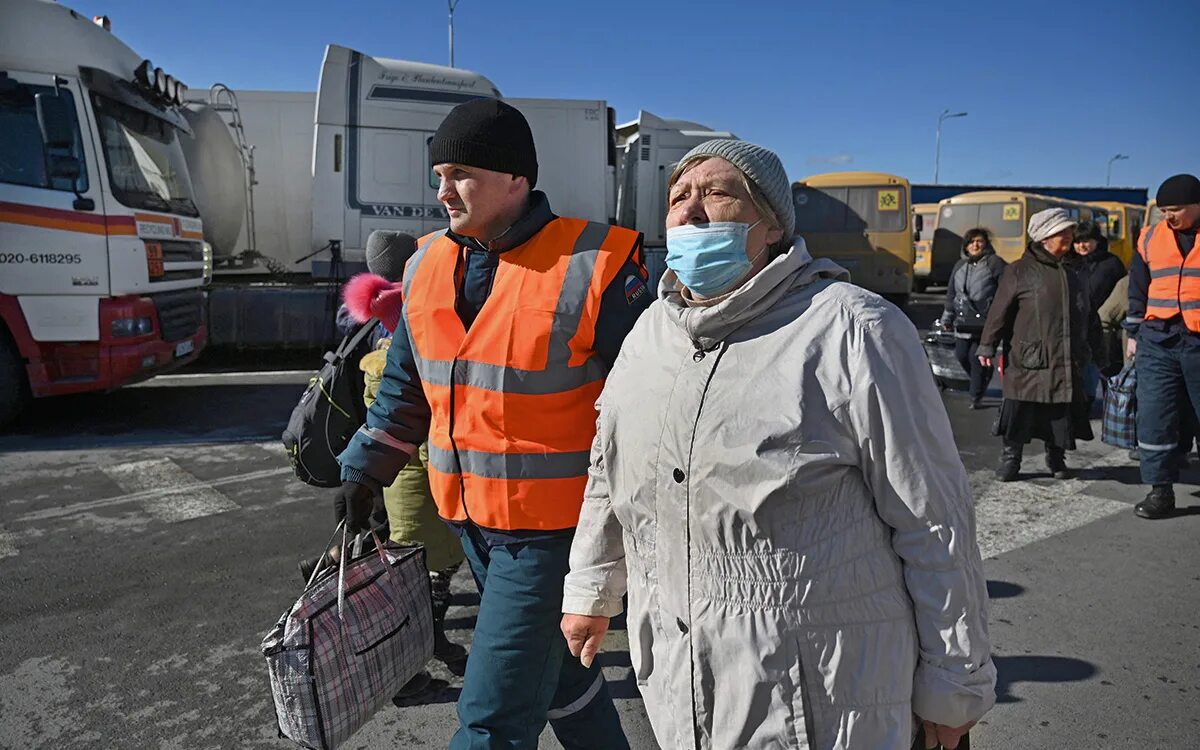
[978,208,1094,481]
[941,228,1008,408]
[1073,220,1127,397]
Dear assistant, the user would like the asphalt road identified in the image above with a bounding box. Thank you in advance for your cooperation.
[1,293,1198,749]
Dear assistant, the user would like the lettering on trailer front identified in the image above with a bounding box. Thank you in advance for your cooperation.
[365,203,449,219]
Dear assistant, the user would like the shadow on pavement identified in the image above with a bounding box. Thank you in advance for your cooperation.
[993,655,1098,703]
[392,650,641,707]
[986,580,1025,599]
[1076,463,1142,485]
[0,383,303,450]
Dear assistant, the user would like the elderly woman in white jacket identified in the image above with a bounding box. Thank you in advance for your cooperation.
[560,140,996,750]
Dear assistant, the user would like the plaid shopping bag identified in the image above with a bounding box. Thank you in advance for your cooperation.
[1102,362,1137,449]
[263,526,433,749]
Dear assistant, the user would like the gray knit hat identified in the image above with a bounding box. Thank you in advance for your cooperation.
[1027,207,1077,243]
[679,139,795,239]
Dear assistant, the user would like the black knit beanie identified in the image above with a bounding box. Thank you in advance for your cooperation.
[430,99,538,188]
[1156,174,1200,207]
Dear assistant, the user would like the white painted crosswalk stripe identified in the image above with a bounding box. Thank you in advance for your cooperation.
[15,465,290,523]
[102,458,240,522]
[971,444,1131,560]
[0,528,17,560]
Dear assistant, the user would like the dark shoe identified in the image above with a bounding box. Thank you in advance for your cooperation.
[433,627,468,666]
[969,398,984,410]
[393,670,432,699]
[996,446,1022,482]
[1045,449,1072,479]
[298,546,340,583]
[1128,448,1140,462]
[1135,486,1176,519]
[297,556,329,584]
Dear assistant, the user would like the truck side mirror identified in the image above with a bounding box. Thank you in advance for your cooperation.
[914,214,924,233]
[35,92,75,150]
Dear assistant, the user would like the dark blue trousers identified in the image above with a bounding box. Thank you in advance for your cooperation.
[1136,335,1200,485]
[450,524,628,750]
[953,337,994,401]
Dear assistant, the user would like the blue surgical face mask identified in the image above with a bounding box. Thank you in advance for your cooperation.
[665,220,764,297]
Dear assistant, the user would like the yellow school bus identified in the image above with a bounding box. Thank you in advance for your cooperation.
[1092,201,1145,268]
[792,172,914,302]
[912,202,938,292]
[929,191,1110,281]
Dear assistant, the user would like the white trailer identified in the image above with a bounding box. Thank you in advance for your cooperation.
[185,45,620,347]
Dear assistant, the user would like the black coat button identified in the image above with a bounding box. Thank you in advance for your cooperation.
[676,618,688,634]
[672,468,685,483]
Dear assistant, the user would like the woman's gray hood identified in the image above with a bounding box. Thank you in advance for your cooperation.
[657,238,850,349]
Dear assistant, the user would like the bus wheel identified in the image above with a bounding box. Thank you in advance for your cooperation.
[913,278,929,293]
[0,334,31,430]
[883,293,911,310]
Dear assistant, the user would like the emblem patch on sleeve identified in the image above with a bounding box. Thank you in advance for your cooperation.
[624,274,647,305]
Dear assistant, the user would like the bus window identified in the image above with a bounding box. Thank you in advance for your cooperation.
[977,203,1025,238]
[940,202,1023,239]
[916,211,936,242]
[795,186,907,233]
[1106,213,1121,239]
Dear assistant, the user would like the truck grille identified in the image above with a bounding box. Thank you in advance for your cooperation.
[160,240,204,263]
[151,289,204,342]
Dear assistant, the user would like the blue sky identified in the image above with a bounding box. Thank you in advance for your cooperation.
[67,0,1198,194]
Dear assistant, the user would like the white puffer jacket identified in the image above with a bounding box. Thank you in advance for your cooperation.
[563,240,996,749]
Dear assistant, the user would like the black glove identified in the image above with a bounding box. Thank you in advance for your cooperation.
[333,481,381,533]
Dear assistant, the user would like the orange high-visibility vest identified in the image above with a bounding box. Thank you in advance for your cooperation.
[1138,222,1200,332]
[403,218,641,531]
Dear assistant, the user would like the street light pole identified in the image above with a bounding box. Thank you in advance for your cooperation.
[934,109,968,184]
[448,0,462,67]
[1107,153,1129,186]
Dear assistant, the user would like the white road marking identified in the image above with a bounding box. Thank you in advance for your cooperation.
[971,444,1131,560]
[11,465,291,524]
[102,459,240,522]
[0,527,17,559]
[131,370,314,387]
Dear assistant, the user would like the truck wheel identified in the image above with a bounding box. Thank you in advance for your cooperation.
[913,278,929,293]
[0,336,31,430]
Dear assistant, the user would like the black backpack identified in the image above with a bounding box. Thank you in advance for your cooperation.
[282,319,379,488]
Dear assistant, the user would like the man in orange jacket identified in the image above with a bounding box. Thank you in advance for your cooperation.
[1126,173,1200,519]
[336,99,648,748]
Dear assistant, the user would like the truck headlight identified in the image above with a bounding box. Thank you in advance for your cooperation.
[111,317,154,337]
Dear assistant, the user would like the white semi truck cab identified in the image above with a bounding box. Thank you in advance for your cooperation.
[0,0,210,425]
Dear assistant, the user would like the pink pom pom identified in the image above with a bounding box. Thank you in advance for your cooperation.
[342,273,392,323]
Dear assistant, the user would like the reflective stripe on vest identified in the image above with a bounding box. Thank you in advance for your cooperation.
[1140,222,1200,331]
[404,218,640,530]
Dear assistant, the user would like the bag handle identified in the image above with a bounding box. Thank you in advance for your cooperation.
[335,525,394,621]
[301,520,392,588]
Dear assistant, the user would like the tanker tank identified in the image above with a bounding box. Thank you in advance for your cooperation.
[179,103,246,258]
